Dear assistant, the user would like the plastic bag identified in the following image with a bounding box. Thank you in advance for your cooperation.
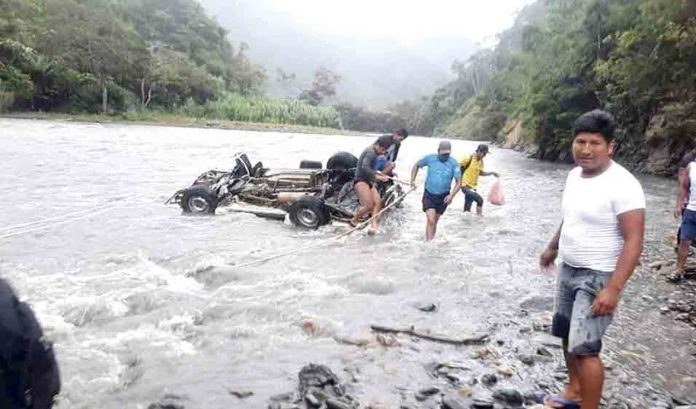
[487,179,505,206]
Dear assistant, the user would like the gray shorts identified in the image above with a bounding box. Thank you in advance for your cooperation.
[552,263,613,356]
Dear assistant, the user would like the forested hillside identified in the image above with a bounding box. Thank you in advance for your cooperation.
[416,0,695,175]
[0,0,342,127]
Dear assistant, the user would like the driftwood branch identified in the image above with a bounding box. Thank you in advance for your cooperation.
[370,325,489,346]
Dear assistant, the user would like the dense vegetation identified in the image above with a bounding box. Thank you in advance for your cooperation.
[415,0,695,174]
[0,0,339,127]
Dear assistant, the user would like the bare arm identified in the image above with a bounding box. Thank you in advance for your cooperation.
[676,164,691,218]
[539,223,562,270]
[410,162,420,188]
[592,209,645,315]
[444,177,462,204]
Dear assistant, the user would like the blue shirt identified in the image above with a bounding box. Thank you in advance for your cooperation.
[417,154,461,195]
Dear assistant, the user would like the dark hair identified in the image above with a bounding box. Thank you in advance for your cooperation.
[476,144,489,153]
[573,110,616,142]
[375,135,392,149]
[395,128,409,138]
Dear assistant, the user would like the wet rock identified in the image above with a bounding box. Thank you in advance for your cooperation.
[492,388,524,406]
[481,374,498,386]
[497,365,514,377]
[415,302,438,313]
[299,364,344,397]
[519,354,535,366]
[536,346,553,357]
[228,388,253,399]
[470,398,494,409]
[148,395,186,409]
[675,406,696,409]
[441,396,467,409]
[458,384,472,397]
[416,387,440,401]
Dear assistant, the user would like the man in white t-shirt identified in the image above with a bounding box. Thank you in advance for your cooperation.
[675,151,696,278]
[539,110,645,409]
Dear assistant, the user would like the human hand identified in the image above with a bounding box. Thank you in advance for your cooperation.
[539,247,558,271]
[675,206,683,219]
[376,174,390,182]
[444,194,454,205]
[591,287,620,316]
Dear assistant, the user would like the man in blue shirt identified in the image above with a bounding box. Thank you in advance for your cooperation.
[410,140,462,241]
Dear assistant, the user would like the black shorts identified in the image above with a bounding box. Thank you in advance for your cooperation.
[423,190,449,215]
[354,168,374,189]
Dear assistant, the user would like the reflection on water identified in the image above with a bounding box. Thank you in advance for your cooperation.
[0,118,693,407]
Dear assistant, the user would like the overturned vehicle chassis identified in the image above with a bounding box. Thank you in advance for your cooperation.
[166,153,404,229]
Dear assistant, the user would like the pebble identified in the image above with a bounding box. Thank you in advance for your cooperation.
[519,354,535,366]
[481,374,498,386]
[536,346,553,357]
[470,398,494,409]
[228,389,253,399]
[497,365,514,377]
[415,387,440,401]
[492,388,524,406]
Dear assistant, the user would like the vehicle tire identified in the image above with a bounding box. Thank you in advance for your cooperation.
[300,160,323,169]
[180,186,218,214]
[289,196,330,229]
[327,152,358,171]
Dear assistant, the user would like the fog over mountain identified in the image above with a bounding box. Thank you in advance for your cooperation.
[197,0,477,109]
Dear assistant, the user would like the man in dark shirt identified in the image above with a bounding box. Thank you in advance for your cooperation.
[375,128,408,176]
[352,136,391,233]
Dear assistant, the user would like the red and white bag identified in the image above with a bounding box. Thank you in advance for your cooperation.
[487,179,505,206]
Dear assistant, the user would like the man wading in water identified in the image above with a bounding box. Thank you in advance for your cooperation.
[459,144,499,215]
[410,140,462,241]
[539,110,645,409]
[375,128,408,176]
[352,136,391,233]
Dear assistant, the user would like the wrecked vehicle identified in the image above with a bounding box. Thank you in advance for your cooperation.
[166,152,405,229]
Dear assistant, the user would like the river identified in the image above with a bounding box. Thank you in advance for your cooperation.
[0,118,693,408]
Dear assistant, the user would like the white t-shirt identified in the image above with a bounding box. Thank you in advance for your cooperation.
[687,162,696,211]
[559,161,646,272]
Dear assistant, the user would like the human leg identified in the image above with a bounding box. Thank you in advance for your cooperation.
[425,209,439,241]
[551,264,583,405]
[352,181,374,225]
[370,186,382,230]
[677,210,696,273]
[566,270,613,409]
[677,239,691,274]
[472,190,484,215]
[462,187,474,212]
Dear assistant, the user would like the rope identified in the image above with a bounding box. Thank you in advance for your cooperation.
[0,200,124,233]
[208,186,416,299]
[0,195,151,241]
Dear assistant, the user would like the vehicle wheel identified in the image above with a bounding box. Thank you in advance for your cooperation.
[180,186,218,214]
[300,160,323,169]
[289,196,330,229]
[327,152,358,171]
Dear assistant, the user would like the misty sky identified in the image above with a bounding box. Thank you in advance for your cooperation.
[262,0,536,46]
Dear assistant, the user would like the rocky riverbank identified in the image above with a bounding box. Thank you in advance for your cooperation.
[144,295,693,409]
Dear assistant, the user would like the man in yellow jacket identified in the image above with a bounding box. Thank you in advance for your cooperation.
[459,144,499,215]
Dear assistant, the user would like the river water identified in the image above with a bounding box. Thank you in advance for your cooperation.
[0,118,693,408]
